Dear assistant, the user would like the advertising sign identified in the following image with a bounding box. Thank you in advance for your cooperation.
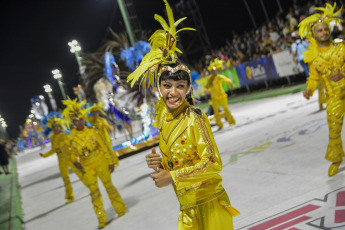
[272,50,304,77]
[235,56,279,86]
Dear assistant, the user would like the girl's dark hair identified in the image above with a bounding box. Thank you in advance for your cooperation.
[158,62,194,105]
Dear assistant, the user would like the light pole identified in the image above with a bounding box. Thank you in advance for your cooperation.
[44,84,57,111]
[117,0,135,46]
[52,69,67,100]
[68,40,85,77]
[0,115,9,140]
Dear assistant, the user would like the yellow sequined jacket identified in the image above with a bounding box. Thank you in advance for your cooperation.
[69,127,113,166]
[156,99,225,210]
[206,74,234,101]
[87,117,113,147]
[304,38,345,100]
[42,133,71,160]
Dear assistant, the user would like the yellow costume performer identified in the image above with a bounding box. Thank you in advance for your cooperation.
[127,1,239,229]
[206,58,236,130]
[62,98,127,229]
[87,103,119,167]
[299,3,345,176]
[40,117,84,204]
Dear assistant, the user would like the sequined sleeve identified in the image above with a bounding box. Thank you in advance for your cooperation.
[170,109,222,190]
[42,136,56,158]
[101,118,113,132]
[92,129,113,165]
[218,74,234,87]
[306,61,321,96]
[68,131,80,163]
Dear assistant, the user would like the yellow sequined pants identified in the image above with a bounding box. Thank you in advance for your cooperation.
[326,97,345,163]
[212,97,235,128]
[58,156,84,201]
[82,157,127,224]
[177,192,236,230]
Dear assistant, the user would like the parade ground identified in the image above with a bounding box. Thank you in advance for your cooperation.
[2,84,345,230]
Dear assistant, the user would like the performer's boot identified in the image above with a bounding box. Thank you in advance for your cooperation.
[104,181,127,217]
[90,188,107,228]
[326,113,345,176]
[63,176,74,204]
[329,159,343,177]
[225,112,236,126]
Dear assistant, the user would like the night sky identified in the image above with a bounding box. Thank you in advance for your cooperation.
[0,0,293,138]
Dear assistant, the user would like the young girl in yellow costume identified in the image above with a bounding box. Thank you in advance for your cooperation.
[206,58,236,130]
[62,98,127,229]
[40,117,85,204]
[299,3,345,176]
[87,103,119,167]
[126,1,239,229]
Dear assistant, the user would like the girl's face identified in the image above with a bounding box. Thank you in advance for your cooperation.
[159,78,189,113]
[52,124,61,135]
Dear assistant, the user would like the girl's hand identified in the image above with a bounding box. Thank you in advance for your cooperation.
[151,168,173,188]
[146,147,162,171]
[303,89,312,100]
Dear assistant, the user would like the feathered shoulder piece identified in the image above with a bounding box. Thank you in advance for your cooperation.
[126,0,195,91]
[303,38,319,63]
[207,58,225,71]
[62,97,88,128]
[299,3,343,39]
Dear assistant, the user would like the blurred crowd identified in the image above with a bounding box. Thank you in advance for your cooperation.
[0,139,17,174]
[193,0,345,77]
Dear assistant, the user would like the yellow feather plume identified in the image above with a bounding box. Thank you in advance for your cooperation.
[61,97,88,128]
[207,58,225,72]
[46,117,67,130]
[88,103,106,115]
[299,3,343,39]
[126,0,196,91]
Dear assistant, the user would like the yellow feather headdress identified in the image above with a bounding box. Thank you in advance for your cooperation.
[126,0,196,91]
[46,117,66,130]
[207,58,225,72]
[298,3,343,39]
[88,103,106,115]
[61,97,90,127]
